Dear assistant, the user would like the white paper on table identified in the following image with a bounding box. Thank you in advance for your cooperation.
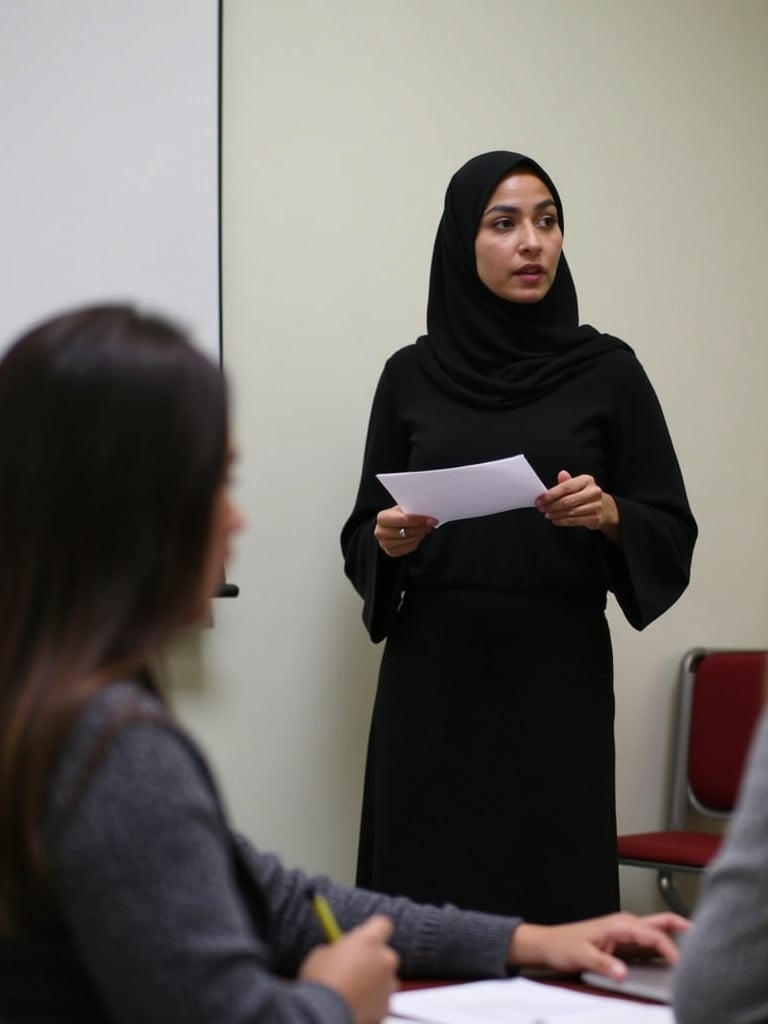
[388,977,676,1024]
[376,455,546,527]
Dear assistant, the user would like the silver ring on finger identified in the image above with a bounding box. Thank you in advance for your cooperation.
[399,527,407,540]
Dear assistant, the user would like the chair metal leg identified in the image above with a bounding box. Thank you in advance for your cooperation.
[657,870,691,917]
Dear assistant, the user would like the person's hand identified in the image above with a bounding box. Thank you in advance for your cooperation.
[535,470,620,542]
[375,505,437,557]
[299,915,399,1024]
[508,911,690,979]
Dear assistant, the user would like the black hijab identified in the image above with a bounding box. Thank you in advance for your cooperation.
[414,151,632,408]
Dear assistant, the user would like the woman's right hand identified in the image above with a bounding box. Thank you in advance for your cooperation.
[375,505,437,557]
[299,915,399,1024]
[508,911,689,979]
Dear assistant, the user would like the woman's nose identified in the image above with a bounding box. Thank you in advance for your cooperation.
[519,222,541,253]
[228,498,246,534]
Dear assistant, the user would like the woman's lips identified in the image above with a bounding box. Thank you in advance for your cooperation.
[515,264,544,282]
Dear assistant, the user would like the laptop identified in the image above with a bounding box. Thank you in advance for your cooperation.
[582,963,676,1004]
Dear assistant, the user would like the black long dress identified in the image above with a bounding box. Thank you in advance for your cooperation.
[342,343,696,923]
[341,152,697,924]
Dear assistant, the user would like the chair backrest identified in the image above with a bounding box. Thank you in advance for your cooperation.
[667,648,767,829]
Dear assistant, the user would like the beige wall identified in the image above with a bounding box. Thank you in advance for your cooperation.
[168,0,768,914]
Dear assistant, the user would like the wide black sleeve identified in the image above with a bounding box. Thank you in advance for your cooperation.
[598,367,697,630]
[340,368,409,642]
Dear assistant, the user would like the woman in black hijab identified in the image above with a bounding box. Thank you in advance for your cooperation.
[341,152,696,923]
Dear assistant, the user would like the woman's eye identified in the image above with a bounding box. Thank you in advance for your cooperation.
[537,215,558,229]
[492,217,513,231]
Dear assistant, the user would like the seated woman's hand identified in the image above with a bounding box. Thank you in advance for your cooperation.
[375,505,437,557]
[299,915,400,1024]
[508,911,690,979]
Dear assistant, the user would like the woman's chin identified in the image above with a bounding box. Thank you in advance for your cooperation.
[181,597,214,629]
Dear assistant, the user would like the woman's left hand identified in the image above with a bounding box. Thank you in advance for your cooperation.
[508,911,690,979]
[535,470,620,542]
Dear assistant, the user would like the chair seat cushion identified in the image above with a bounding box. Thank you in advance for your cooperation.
[617,830,722,869]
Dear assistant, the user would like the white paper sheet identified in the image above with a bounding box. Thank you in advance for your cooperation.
[377,455,546,526]
[389,977,676,1024]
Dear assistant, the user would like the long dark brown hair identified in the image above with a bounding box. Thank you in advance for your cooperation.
[0,305,228,934]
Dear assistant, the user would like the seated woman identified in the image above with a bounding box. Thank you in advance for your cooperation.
[674,694,768,1024]
[0,305,687,1024]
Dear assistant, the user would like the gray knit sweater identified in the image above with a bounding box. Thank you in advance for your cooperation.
[674,708,768,1024]
[0,679,518,1023]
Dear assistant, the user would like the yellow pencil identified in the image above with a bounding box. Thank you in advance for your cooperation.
[309,889,343,943]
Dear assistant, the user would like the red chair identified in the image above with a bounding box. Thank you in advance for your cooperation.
[617,647,767,916]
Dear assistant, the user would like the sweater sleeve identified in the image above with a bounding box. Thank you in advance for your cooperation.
[234,837,519,981]
[674,710,768,1024]
[45,695,352,1024]
[340,366,409,642]
[597,367,697,629]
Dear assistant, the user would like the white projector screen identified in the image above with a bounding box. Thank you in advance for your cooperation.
[0,0,221,363]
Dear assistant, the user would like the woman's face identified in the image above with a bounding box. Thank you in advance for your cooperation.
[474,171,563,304]
[190,445,245,623]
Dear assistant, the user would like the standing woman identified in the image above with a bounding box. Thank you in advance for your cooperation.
[341,151,697,924]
